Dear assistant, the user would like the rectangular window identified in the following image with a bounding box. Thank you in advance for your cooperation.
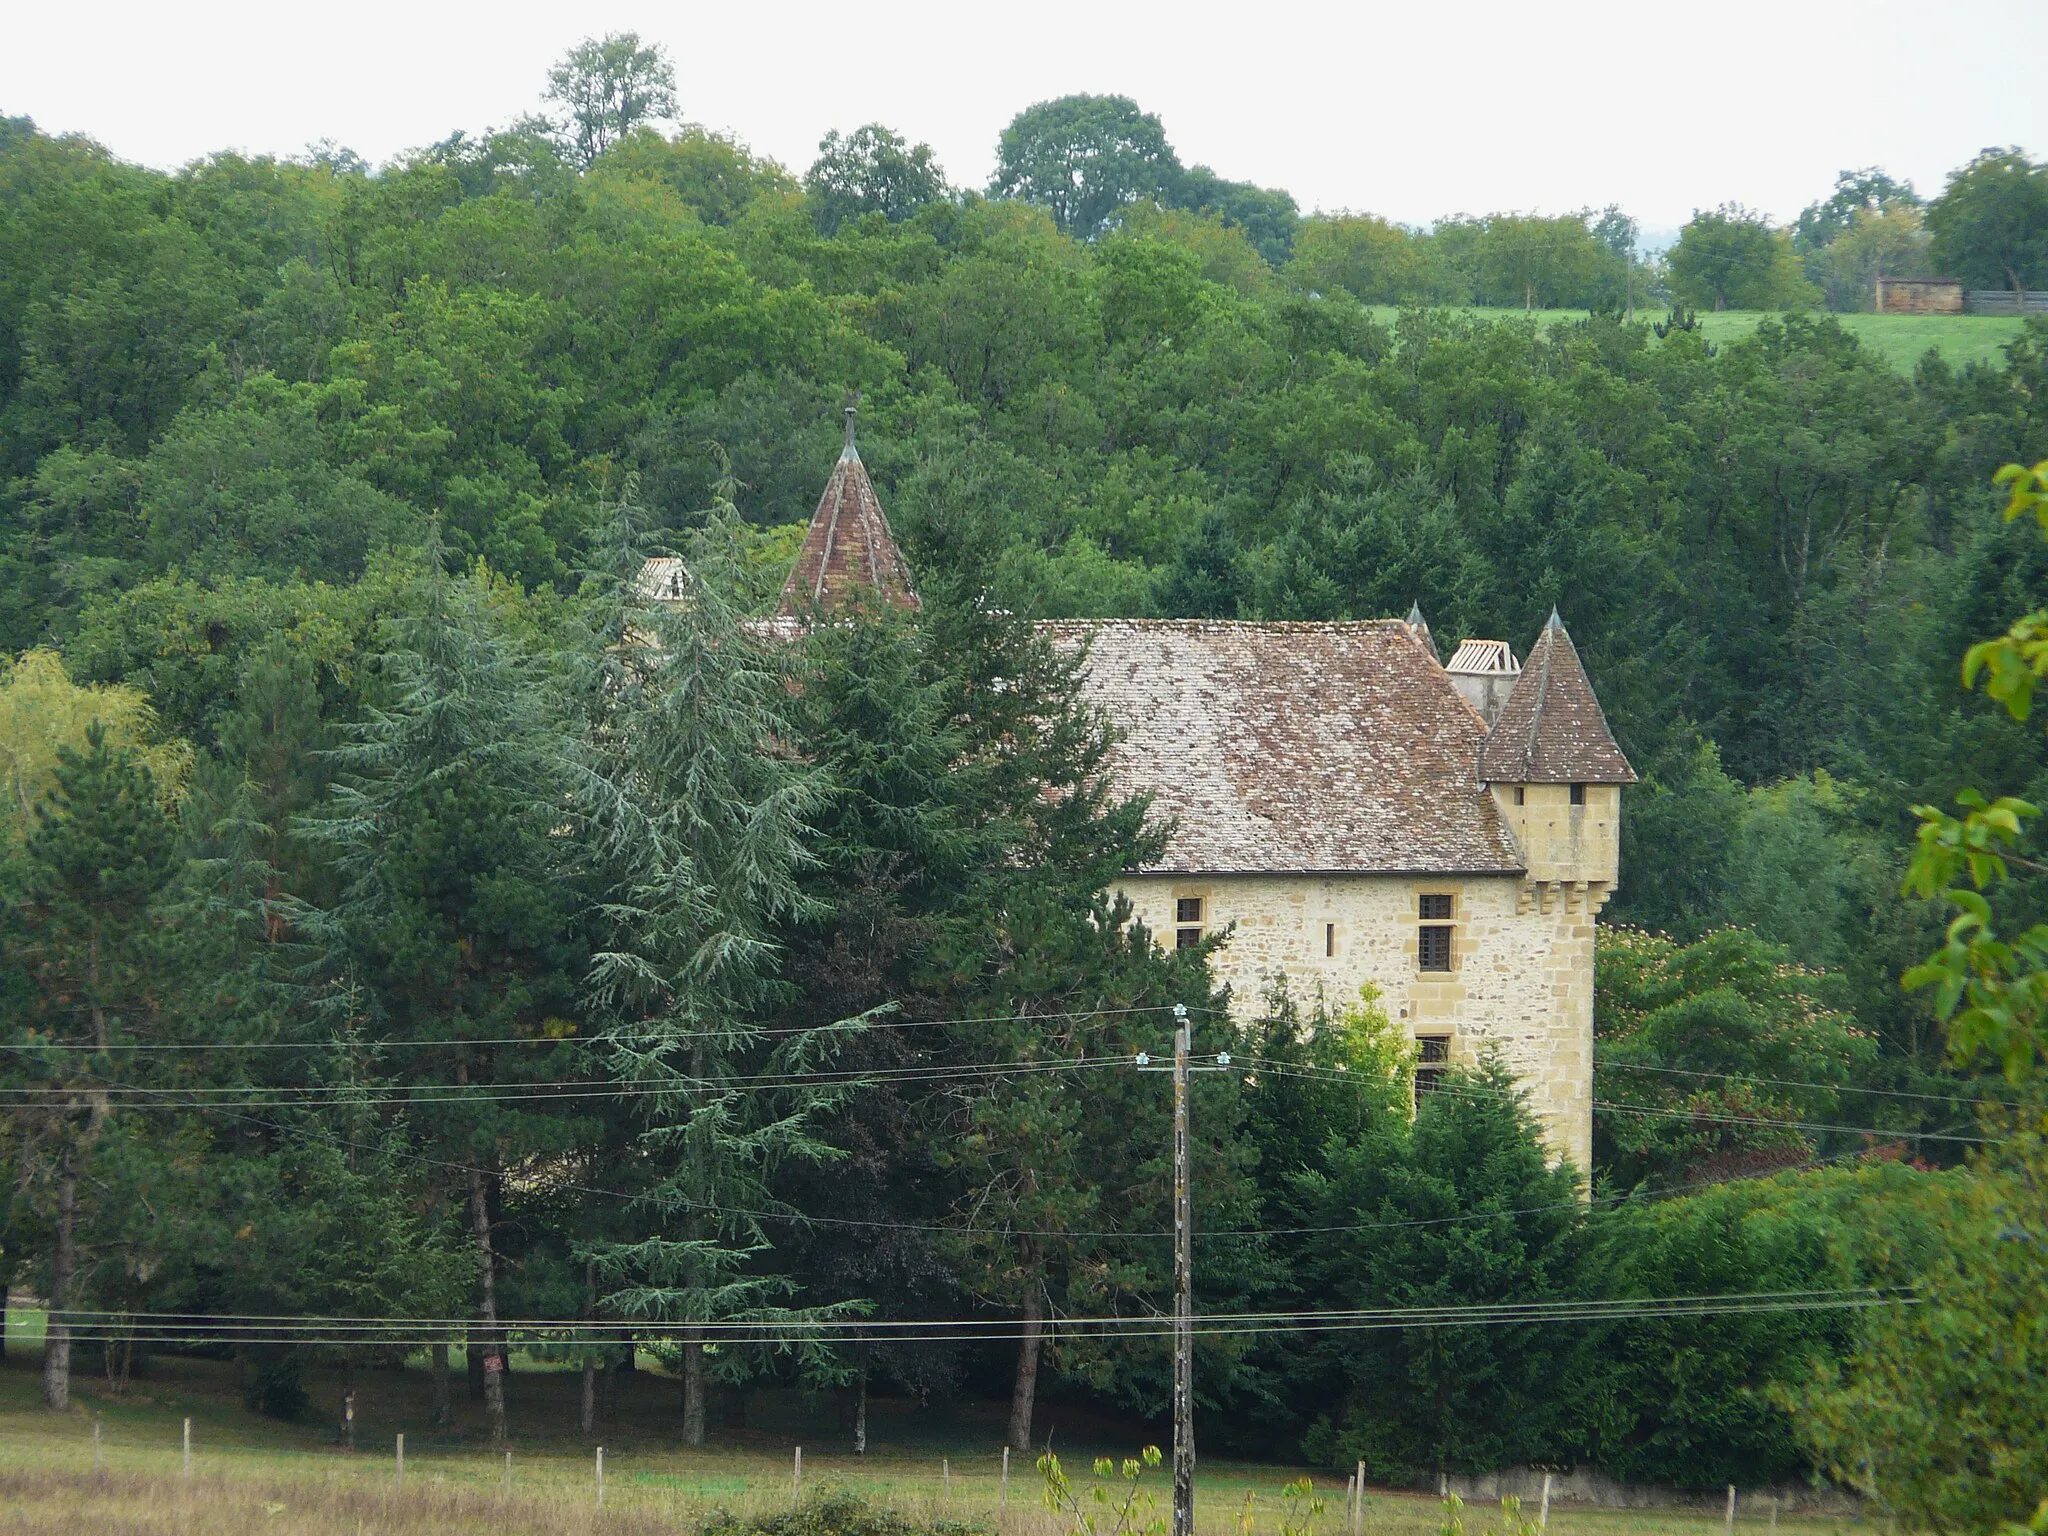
[1513,786,1525,806]
[1176,897,1204,924]
[1419,894,1453,920]
[1415,1034,1450,1095]
[1176,925,1203,950]
[1325,922,1336,958]
[1570,782,1586,806]
[1175,895,1203,951]
[1418,925,1452,970]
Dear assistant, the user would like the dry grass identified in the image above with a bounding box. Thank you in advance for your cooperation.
[0,1346,1858,1536]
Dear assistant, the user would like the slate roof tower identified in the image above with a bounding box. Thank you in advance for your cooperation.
[775,407,920,619]
[1477,610,1635,784]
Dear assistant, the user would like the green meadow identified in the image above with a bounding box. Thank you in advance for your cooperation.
[1363,307,2029,374]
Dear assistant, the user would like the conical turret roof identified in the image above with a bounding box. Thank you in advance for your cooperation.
[775,409,919,619]
[1476,611,1636,783]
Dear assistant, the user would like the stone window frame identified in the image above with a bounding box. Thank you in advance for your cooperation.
[1172,889,1209,951]
[1415,1032,1452,1096]
[1417,891,1455,973]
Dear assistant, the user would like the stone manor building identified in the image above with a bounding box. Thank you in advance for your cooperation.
[657,418,1635,1171]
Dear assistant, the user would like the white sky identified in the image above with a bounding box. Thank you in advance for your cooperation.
[5,0,2044,234]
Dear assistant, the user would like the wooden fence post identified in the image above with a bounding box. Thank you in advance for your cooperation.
[182,1418,191,1479]
[395,1433,404,1486]
[1725,1485,1737,1536]
[1001,1446,1011,1523]
[596,1447,605,1507]
[1540,1473,1552,1531]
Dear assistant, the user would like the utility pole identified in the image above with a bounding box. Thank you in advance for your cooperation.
[1134,1003,1232,1536]
[1171,1006,1193,1536]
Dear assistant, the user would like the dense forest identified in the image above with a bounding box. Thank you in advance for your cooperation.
[2,35,2047,1526]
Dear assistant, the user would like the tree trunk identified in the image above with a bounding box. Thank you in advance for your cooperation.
[42,1162,76,1411]
[581,1359,597,1436]
[466,1329,485,1402]
[430,1342,451,1427]
[854,1363,868,1455]
[466,1163,507,1443]
[681,1326,706,1444]
[1007,1279,1044,1453]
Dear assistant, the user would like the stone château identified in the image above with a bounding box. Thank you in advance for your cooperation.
[652,415,1635,1171]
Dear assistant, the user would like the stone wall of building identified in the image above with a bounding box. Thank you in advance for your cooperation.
[1115,869,1604,1172]
[1488,782,1620,885]
[1874,276,1964,314]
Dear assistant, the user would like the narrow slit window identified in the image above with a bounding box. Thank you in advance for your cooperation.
[1513,786,1525,805]
[1325,922,1336,958]
[1570,782,1586,806]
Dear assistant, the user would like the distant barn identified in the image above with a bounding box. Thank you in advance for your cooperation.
[1875,276,2048,315]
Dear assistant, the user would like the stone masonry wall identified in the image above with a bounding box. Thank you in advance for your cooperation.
[1116,870,1603,1172]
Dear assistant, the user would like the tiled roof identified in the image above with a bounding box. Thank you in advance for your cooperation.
[1476,613,1637,784]
[776,419,919,619]
[1046,619,1528,876]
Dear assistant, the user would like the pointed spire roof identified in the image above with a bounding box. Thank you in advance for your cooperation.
[1404,602,1440,662]
[1476,613,1636,783]
[775,408,920,619]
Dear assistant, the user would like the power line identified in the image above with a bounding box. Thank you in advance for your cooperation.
[1596,1059,2025,1111]
[0,1003,1225,1055]
[1237,1057,1998,1146]
[36,1286,1900,1343]
[0,1055,1142,1108]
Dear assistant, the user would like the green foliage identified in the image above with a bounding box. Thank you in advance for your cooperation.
[1793,1121,2048,1531]
[1595,925,1875,1188]
[1668,207,1815,311]
[543,33,678,169]
[1926,149,2048,296]
[702,1491,976,1536]
[1904,458,2048,1082]
[1794,167,1921,254]
[991,96,1181,237]
[1038,1445,1165,1536]
[1288,1057,1583,1478]
[806,126,950,236]
[1568,1159,1944,1487]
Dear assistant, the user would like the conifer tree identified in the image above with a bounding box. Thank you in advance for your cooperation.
[571,497,860,1445]
[4,724,178,1409]
[298,535,589,1442]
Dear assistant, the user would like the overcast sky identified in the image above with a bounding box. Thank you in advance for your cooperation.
[5,0,2044,234]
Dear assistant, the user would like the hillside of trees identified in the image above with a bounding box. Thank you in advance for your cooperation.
[1,37,2046,1524]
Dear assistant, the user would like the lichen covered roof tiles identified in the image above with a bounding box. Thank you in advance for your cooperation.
[1046,619,1527,876]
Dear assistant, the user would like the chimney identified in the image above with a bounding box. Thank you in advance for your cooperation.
[1445,637,1520,727]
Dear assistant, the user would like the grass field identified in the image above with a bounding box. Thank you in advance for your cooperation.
[0,1318,1856,1536]
[1361,306,2029,375]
